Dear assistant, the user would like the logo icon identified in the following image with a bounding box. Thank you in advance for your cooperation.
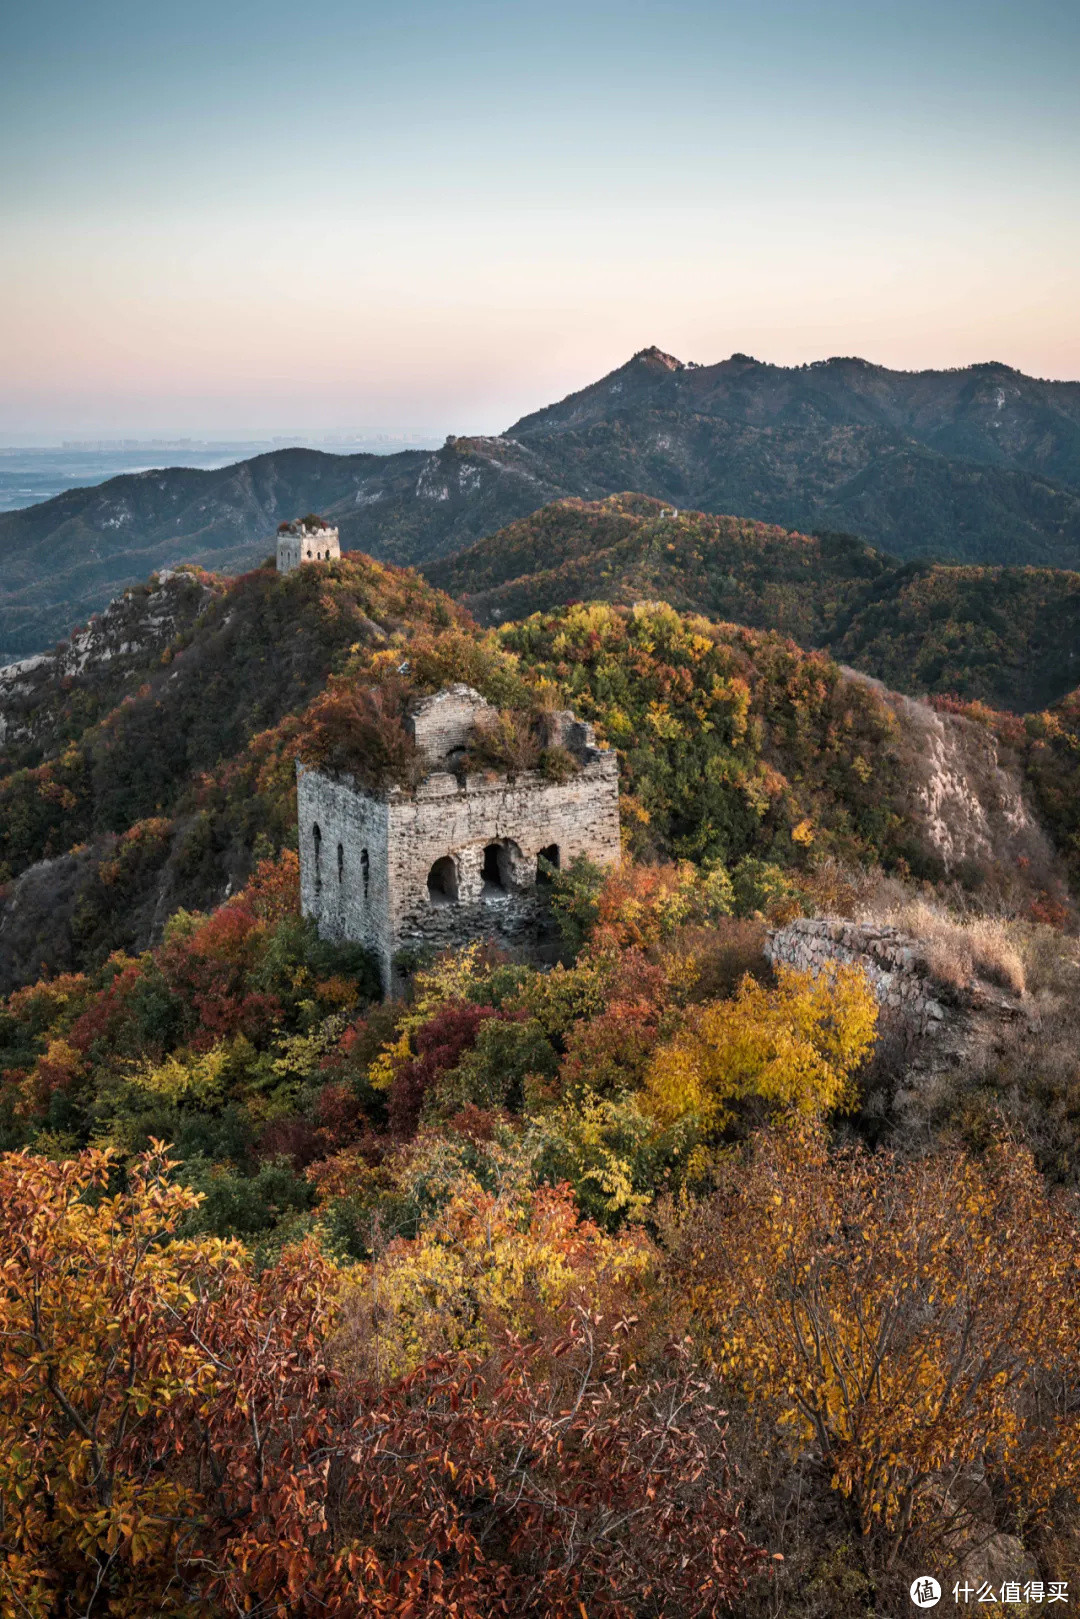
[910,1577,941,1608]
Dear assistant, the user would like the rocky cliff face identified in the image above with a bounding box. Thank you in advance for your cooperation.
[766,915,1030,1146]
[845,669,1062,891]
[0,567,220,764]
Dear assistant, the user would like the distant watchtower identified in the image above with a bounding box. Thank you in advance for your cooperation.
[276,515,341,574]
[297,684,620,991]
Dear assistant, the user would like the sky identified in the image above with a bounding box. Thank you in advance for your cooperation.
[2,0,1078,440]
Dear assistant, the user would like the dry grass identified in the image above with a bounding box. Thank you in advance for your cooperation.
[873,898,1026,997]
[797,858,894,919]
[464,710,543,775]
[1011,921,1080,1000]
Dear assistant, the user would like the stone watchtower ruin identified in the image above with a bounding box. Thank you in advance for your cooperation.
[276,517,341,574]
[297,684,620,990]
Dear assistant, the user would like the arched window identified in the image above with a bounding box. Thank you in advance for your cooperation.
[337,842,344,883]
[427,856,458,905]
[361,848,370,899]
[482,841,518,896]
[536,843,560,883]
[312,823,322,894]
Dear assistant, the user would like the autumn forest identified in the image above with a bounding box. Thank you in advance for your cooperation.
[4,535,1080,1618]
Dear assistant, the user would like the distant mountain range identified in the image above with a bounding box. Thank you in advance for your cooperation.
[4,347,1080,658]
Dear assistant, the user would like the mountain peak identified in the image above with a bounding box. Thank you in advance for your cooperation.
[629,346,684,371]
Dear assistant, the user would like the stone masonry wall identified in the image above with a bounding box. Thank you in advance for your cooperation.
[276,526,340,574]
[298,748,620,991]
[386,753,620,980]
[767,918,948,1039]
[407,685,493,767]
[297,768,391,966]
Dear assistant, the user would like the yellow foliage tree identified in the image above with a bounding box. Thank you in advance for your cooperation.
[336,1143,653,1380]
[672,1124,1080,1561]
[0,1145,242,1615]
[643,962,878,1130]
[131,1043,231,1104]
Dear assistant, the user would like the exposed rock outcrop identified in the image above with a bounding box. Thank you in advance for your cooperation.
[845,669,1060,882]
[0,567,218,758]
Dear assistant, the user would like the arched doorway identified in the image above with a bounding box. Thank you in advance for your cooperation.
[482,841,519,897]
[427,855,459,905]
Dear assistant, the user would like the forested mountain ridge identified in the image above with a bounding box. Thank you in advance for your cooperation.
[510,347,1080,487]
[0,546,1073,999]
[5,348,1080,660]
[0,447,428,662]
[428,493,1080,712]
[503,348,1080,567]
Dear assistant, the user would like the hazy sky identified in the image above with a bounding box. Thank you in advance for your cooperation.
[2,0,1078,439]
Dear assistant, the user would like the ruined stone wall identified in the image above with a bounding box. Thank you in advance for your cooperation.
[297,768,391,969]
[766,918,948,1039]
[387,753,620,966]
[276,536,302,574]
[298,747,620,989]
[276,527,340,575]
[407,685,493,768]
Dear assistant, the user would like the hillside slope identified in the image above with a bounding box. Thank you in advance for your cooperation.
[426,495,890,638]
[0,552,1072,993]
[0,554,465,988]
[429,494,1080,712]
[0,567,225,766]
[504,349,1080,566]
[510,349,1080,486]
[5,349,1080,659]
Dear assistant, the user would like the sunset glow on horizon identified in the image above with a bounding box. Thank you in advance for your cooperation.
[3,0,1078,440]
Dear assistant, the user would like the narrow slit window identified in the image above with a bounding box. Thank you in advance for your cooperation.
[337,842,344,883]
[312,823,322,894]
[361,848,370,899]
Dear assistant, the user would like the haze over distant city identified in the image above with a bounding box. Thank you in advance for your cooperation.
[3,0,1078,442]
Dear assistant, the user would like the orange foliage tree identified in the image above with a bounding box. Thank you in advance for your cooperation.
[0,1142,767,1618]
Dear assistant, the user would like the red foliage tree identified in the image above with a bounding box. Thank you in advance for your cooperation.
[388,1001,506,1136]
[0,1144,768,1618]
